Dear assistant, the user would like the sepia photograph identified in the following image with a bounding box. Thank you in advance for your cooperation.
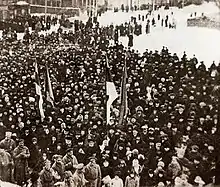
[0,0,219,186]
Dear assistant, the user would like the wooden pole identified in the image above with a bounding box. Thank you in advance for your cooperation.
[45,0,47,17]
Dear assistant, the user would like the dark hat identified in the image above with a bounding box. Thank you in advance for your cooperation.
[66,148,73,153]
[191,145,199,151]
[114,171,121,176]
[18,139,24,143]
[88,138,95,142]
[65,136,72,140]
[32,137,37,141]
[88,156,97,161]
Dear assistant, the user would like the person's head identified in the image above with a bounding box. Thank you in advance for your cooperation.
[89,157,96,165]
[88,139,95,147]
[172,126,177,133]
[114,171,121,179]
[148,169,154,177]
[137,109,142,115]
[57,143,62,150]
[42,152,47,160]
[199,117,205,123]
[103,160,109,167]
[194,158,200,165]
[129,170,135,178]
[194,176,205,186]
[118,144,124,150]
[56,156,62,163]
[167,122,172,129]
[18,139,24,147]
[67,148,73,156]
[52,136,56,142]
[32,137,37,144]
[186,125,191,131]
[5,131,12,140]
[18,122,24,129]
[113,152,118,160]
[149,127,154,134]
[191,145,199,153]
[157,161,165,169]
[208,145,214,152]
[65,137,72,145]
[155,142,161,150]
[25,129,29,135]
[178,106,184,114]
[175,177,183,186]
[211,126,217,134]
[109,128,114,134]
[157,182,165,187]
[136,136,141,142]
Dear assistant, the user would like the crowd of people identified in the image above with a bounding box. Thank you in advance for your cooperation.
[2,15,58,33]
[0,11,219,187]
[112,10,177,48]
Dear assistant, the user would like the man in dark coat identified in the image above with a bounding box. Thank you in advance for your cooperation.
[40,159,60,187]
[28,137,42,171]
[128,34,133,47]
[84,157,102,187]
[62,148,78,173]
[13,139,30,186]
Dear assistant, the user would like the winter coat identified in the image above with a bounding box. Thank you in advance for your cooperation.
[85,163,102,187]
[125,176,139,187]
[13,145,30,184]
[128,35,133,47]
[72,171,88,187]
[0,148,14,182]
[0,138,16,155]
[40,168,56,187]
[62,154,78,172]
[167,159,181,180]
[52,161,65,181]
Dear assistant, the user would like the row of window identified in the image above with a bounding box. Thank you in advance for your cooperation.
[0,0,85,7]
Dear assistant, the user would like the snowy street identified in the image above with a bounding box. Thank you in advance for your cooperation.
[98,2,220,67]
[2,2,220,67]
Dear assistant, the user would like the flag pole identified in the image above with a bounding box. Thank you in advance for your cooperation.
[105,53,108,127]
[118,54,127,127]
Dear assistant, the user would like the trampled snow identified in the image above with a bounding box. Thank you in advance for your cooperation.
[98,2,220,67]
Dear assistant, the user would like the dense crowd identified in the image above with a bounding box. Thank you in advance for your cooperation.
[0,13,219,187]
[2,15,58,33]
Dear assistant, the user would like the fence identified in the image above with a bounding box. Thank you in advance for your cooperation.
[187,17,220,30]
[30,5,80,16]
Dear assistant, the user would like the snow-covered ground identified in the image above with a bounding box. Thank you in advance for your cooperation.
[2,2,219,66]
[99,2,220,66]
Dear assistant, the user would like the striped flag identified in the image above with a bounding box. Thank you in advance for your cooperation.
[34,62,45,122]
[118,56,128,126]
[106,56,118,125]
[45,63,54,107]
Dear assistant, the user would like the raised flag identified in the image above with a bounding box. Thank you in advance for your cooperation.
[106,56,118,125]
[34,62,45,122]
[118,56,128,126]
[45,63,54,107]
